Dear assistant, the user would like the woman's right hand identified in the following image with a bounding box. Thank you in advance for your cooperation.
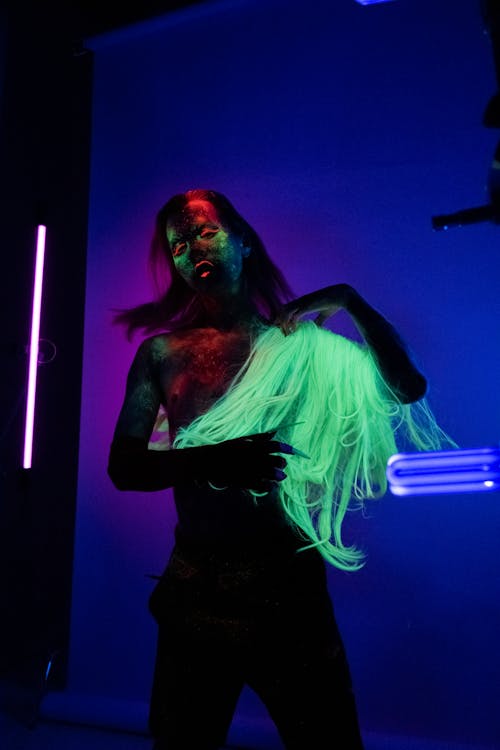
[108,431,304,493]
[190,431,293,490]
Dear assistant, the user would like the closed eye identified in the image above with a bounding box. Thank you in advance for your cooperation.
[199,227,218,239]
[172,241,187,257]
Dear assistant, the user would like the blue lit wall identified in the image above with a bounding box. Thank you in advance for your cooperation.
[67,0,500,746]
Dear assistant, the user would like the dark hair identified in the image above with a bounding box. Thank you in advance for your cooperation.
[114,189,294,338]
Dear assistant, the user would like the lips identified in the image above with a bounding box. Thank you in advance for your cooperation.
[194,260,215,279]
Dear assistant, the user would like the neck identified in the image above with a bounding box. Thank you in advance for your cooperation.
[198,290,264,331]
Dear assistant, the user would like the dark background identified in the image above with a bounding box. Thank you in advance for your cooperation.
[0,0,211,690]
[1,1,500,747]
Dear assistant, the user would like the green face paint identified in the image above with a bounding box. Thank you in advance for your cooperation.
[166,199,245,294]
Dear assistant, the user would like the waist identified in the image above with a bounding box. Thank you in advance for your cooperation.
[173,521,305,565]
[173,483,293,551]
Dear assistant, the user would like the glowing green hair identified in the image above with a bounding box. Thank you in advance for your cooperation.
[171,322,452,571]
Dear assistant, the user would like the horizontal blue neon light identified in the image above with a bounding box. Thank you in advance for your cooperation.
[355,0,395,6]
[386,447,500,496]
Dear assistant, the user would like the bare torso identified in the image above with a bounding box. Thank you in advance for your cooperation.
[156,326,255,437]
[145,322,291,549]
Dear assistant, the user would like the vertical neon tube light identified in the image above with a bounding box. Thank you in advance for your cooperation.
[23,224,47,469]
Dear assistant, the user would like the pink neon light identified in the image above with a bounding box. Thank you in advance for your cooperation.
[23,225,47,469]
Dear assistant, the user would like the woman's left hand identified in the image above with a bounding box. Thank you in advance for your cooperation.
[274,284,355,336]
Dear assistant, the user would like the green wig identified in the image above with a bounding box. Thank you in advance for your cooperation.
[170,322,452,571]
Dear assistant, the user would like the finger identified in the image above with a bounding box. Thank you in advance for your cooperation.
[250,482,273,495]
[267,440,293,454]
[271,455,287,469]
[315,312,327,326]
[290,446,310,459]
[273,305,295,324]
[245,430,278,442]
[229,431,276,445]
[252,455,287,479]
[274,444,310,459]
[255,467,286,483]
[268,441,310,459]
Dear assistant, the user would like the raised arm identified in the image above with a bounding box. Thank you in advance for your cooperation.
[108,338,293,493]
[274,284,427,404]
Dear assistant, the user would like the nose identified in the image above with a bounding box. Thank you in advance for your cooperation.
[189,239,208,261]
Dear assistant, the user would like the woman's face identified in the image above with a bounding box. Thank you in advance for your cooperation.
[166,199,248,294]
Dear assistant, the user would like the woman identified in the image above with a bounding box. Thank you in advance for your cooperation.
[108,189,443,750]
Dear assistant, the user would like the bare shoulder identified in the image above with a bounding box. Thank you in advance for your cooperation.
[131,332,175,370]
[137,329,207,355]
[137,332,170,356]
[148,327,227,359]
[131,329,208,379]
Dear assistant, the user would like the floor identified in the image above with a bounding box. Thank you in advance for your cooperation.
[0,679,496,750]
[1,675,265,750]
[4,712,498,750]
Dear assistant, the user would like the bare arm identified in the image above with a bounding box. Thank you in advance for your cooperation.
[108,336,178,491]
[112,337,163,445]
[274,284,427,404]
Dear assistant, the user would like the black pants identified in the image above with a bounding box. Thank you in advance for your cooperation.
[148,541,365,750]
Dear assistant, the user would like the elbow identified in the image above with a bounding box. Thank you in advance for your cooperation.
[107,442,172,492]
[109,476,129,492]
[398,373,428,404]
[108,444,137,491]
[107,461,131,491]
